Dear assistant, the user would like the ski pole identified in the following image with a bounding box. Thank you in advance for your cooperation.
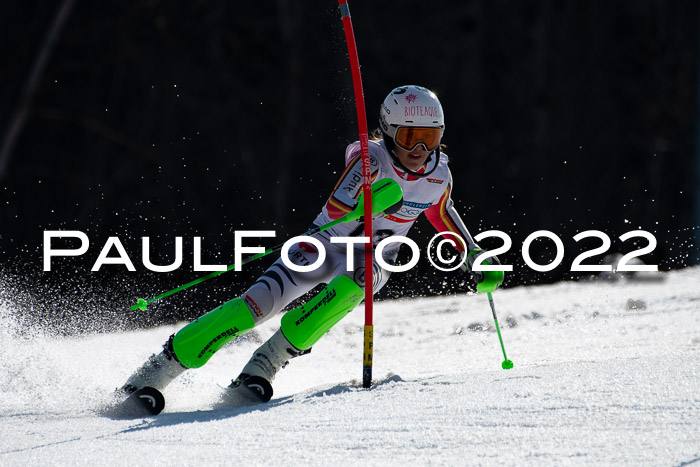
[131,178,402,311]
[486,292,514,369]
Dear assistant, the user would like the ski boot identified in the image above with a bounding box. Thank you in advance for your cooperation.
[119,335,187,396]
[227,329,309,403]
[226,275,363,403]
[104,336,184,417]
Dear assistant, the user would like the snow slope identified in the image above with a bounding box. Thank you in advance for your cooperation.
[0,268,698,466]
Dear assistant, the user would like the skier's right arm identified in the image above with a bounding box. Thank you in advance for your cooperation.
[323,149,377,220]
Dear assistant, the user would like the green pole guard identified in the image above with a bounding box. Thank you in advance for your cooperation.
[477,271,504,293]
[467,249,504,293]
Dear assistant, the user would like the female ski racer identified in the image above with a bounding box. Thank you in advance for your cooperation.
[119,85,504,404]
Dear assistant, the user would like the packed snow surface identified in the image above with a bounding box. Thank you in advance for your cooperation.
[0,268,698,466]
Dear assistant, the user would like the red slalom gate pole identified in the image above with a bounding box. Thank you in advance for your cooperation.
[338,0,374,388]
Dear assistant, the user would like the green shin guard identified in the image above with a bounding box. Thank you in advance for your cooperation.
[172,298,255,368]
[280,275,364,351]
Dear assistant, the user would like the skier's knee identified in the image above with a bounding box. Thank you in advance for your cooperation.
[241,282,275,324]
[280,275,363,350]
[350,260,392,293]
[172,298,256,368]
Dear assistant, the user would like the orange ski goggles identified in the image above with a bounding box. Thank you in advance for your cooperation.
[393,126,442,152]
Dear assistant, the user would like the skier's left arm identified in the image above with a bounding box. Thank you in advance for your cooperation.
[423,181,477,253]
[423,180,505,292]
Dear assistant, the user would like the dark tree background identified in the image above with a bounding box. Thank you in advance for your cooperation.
[1,0,698,332]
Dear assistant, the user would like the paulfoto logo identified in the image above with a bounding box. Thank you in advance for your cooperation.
[42,229,659,273]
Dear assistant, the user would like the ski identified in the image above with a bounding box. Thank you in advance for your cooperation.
[233,375,273,403]
[119,386,165,417]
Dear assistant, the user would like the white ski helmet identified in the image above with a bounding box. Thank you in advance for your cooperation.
[379,85,444,150]
[379,85,445,176]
